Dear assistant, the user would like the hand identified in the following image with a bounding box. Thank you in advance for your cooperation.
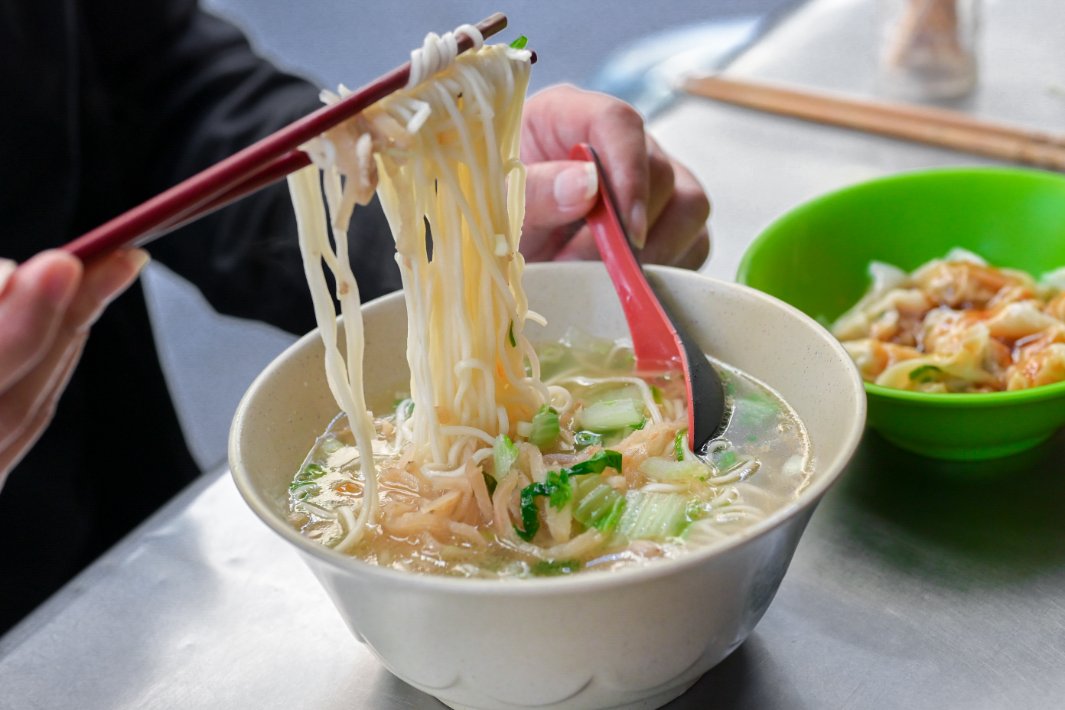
[0,249,148,490]
[518,85,711,269]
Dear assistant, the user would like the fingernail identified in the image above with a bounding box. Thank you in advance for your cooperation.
[93,250,149,303]
[124,248,150,273]
[0,259,15,294]
[554,163,598,210]
[629,201,647,249]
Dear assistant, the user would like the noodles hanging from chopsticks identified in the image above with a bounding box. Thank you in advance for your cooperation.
[287,32,535,544]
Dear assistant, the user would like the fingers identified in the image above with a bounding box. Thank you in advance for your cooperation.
[68,249,150,330]
[0,335,85,479]
[0,251,82,392]
[523,85,651,246]
[641,161,712,267]
[0,248,148,487]
[0,395,55,484]
[0,332,86,452]
[643,136,676,233]
[0,259,15,293]
[675,227,712,270]
[523,161,599,230]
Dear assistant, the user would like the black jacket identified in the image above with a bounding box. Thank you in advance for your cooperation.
[0,0,399,632]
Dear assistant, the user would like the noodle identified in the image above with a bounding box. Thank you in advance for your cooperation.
[288,33,533,543]
[284,30,812,578]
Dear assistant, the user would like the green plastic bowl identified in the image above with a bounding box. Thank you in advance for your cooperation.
[738,167,1065,460]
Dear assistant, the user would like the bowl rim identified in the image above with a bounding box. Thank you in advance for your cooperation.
[737,166,1065,407]
[229,263,866,595]
[863,379,1065,405]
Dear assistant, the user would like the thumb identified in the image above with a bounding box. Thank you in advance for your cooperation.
[523,161,598,231]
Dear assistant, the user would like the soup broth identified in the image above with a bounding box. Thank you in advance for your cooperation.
[288,332,812,578]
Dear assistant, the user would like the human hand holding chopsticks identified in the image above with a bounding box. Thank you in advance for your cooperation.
[0,249,147,488]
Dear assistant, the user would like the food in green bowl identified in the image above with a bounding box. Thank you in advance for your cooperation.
[737,167,1065,460]
[832,249,1065,393]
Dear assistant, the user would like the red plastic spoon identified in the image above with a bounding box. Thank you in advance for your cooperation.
[571,143,727,453]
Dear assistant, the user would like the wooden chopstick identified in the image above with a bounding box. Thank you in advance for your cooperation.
[152,47,540,243]
[682,73,1065,170]
[62,13,508,261]
[145,151,311,241]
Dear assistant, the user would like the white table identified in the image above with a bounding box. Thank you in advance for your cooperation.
[3,1,1064,707]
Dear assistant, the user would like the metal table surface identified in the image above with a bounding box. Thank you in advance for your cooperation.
[3,0,1064,708]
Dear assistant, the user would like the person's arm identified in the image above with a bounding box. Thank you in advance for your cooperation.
[0,250,146,488]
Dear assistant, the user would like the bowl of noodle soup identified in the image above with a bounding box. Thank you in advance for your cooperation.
[230,262,865,710]
[230,28,863,710]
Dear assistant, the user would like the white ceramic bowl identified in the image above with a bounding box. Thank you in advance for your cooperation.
[229,263,866,710]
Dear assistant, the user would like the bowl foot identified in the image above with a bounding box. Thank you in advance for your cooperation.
[436,677,699,710]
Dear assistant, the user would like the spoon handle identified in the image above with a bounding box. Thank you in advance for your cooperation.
[572,143,725,451]
[570,144,681,371]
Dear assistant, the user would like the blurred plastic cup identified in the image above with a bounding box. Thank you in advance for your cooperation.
[878,0,980,100]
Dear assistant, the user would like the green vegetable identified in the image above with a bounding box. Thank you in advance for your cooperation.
[578,399,645,432]
[509,35,528,49]
[673,428,687,460]
[532,559,581,576]
[573,430,603,449]
[909,364,944,384]
[483,472,498,496]
[638,456,708,482]
[650,385,664,404]
[528,405,561,448]
[516,481,552,542]
[290,463,327,491]
[616,491,694,541]
[514,450,623,541]
[712,448,738,471]
[508,321,517,347]
[395,397,415,420]
[567,450,623,476]
[492,434,519,479]
[573,481,626,532]
[546,470,571,509]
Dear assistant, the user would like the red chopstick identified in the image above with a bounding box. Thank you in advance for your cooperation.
[146,150,311,240]
[62,13,507,261]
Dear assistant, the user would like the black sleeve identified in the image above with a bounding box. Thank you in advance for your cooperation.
[81,0,401,334]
